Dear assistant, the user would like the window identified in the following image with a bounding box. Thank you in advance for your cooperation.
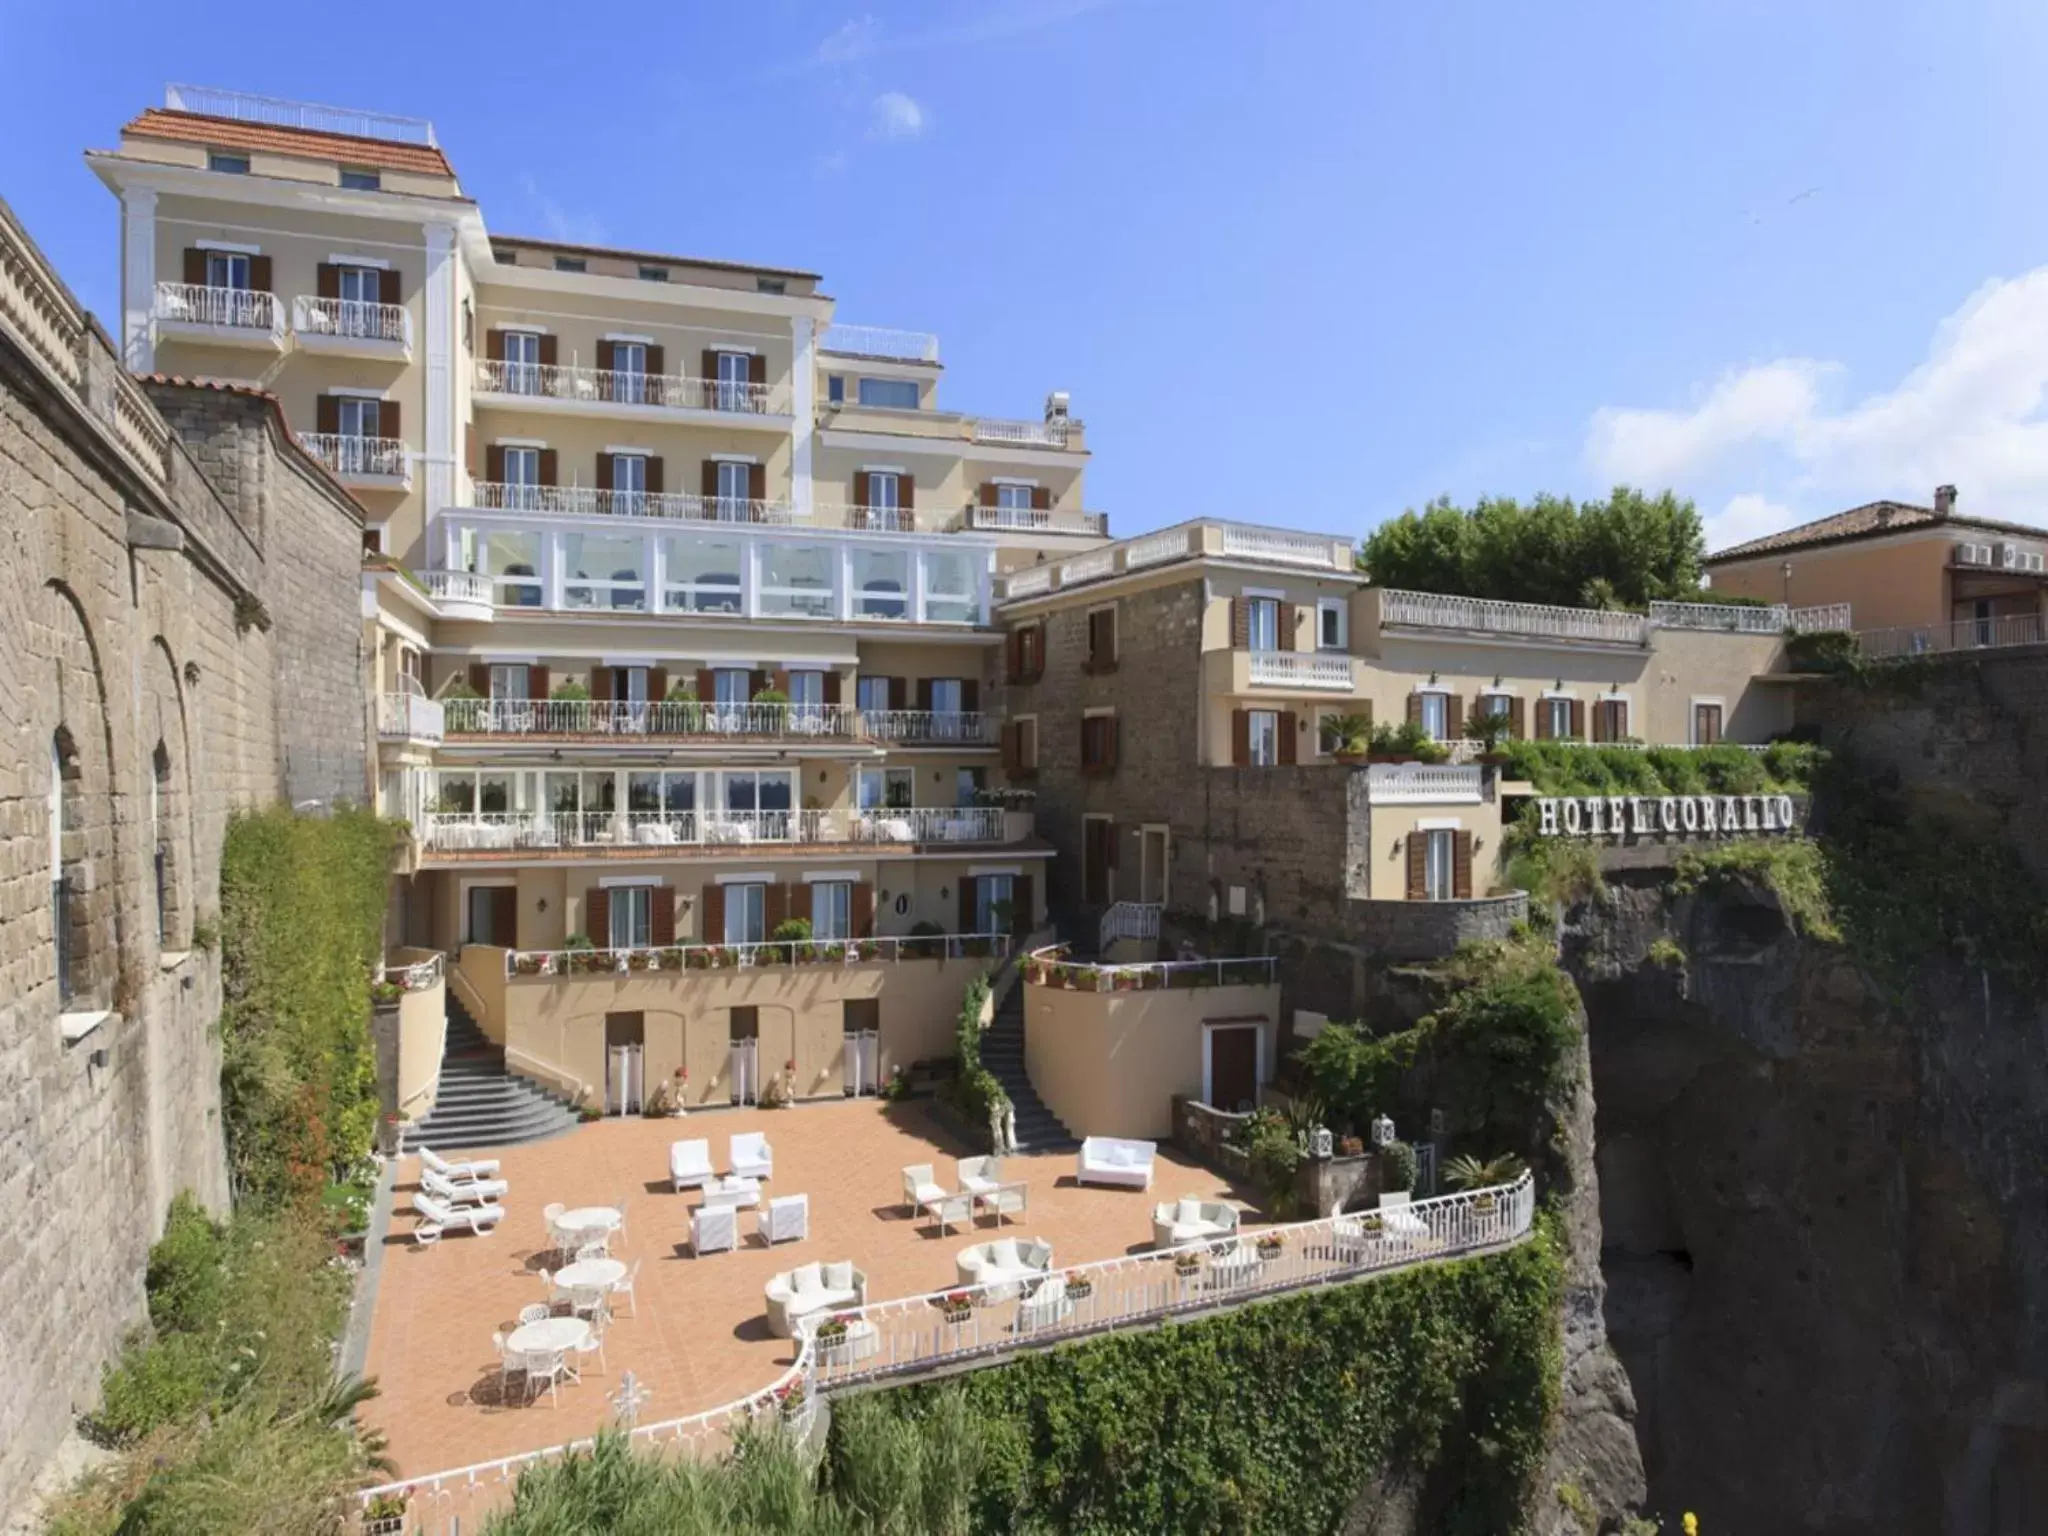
[1009,623,1046,683]
[1692,702,1724,746]
[956,767,986,807]
[1318,599,1348,651]
[661,536,743,614]
[827,375,845,404]
[923,550,977,624]
[611,341,648,404]
[362,525,386,558]
[1082,713,1118,775]
[715,460,754,511]
[857,767,915,810]
[720,770,795,834]
[930,679,964,719]
[724,882,767,944]
[562,531,644,611]
[491,245,518,266]
[205,251,252,290]
[972,874,1015,935]
[1423,829,1455,901]
[759,543,835,619]
[1246,597,1281,652]
[812,881,853,940]
[1477,692,1515,738]
[472,530,542,606]
[786,670,826,709]
[487,664,530,701]
[1418,692,1449,741]
[857,377,920,410]
[757,277,787,295]
[611,453,647,514]
[151,743,171,945]
[854,548,909,620]
[714,351,755,411]
[208,151,250,174]
[995,483,1035,511]
[610,885,655,949]
[1594,699,1630,742]
[502,330,543,393]
[340,167,381,191]
[1248,709,1280,767]
[1085,608,1118,672]
[1540,697,1575,740]
[336,396,382,440]
[638,265,669,282]
[856,676,892,714]
[713,668,751,707]
[555,256,587,273]
[866,471,901,509]
[1008,717,1039,776]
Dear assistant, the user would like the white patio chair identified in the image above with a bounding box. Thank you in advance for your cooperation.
[957,1154,1002,1195]
[575,1239,610,1262]
[412,1192,502,1244]
[568,1284,608,1323]
[902,1163,947,1218]
[493,1330,523,1394]
[1014,1276,1074,1334]
[670,1138,714,1193]
[692,1203,738,1257]
[758,1193,809,1245]
[575,1312,608,1375]
[611,1196,630,1244]
[731,1131,773,1181]
[614,1257,640,1318]
[525,1347,569,1408]
[542,1202,567,1251]
[518,1302,550,1327]
[421,1146,502,1182]
[423,1166,510,1206]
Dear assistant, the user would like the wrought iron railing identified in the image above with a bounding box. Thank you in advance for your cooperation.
[291,295,410,346]
[465,481,802,525]
[297,432,408,480]
[417,805,1020,854]
[152,281,282,337]
[505,932,1009,977]
[474,359,786,415]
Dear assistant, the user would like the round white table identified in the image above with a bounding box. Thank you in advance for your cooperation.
[506,1315,591,1354]
[555,1206,622,1244]
[554,1257,627,1292]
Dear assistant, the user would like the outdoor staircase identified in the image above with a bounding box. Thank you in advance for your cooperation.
[400,995,581,1152]
[980,980,1078,1153]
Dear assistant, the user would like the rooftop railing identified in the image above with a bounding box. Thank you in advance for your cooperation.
[970,415,1071,448]
[475,359,786,416]
[1649,600,1852,635]
[1858,612,2046,661]
[1379,589,1649,645]
[1022,943,1278,990]
[165,83,437,146]
[505,931,1009,978]
[965,504,1107,536]
[436,699,993,746]
[819,323,939,362]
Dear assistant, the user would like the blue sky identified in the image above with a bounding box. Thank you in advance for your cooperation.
[7,0,2048,548]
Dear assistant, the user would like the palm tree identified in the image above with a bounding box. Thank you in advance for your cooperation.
[1443,1152,1525,1191]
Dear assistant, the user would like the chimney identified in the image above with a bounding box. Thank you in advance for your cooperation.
[1934,484,1957,519]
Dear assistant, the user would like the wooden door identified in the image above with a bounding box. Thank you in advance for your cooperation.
[1209,1026,1258,1113]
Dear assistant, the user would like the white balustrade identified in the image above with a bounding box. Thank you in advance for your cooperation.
[291,295,410,347]
[466,480,802,525]
[443,698,861,740]
[1788,602,1852,633]
[1247,651,1355,690]
[1379,589,1648,645]
[819,323,940,363]
[153,282,283,338]
[857,709,994,745]
[377,692,445,742]
[970,415,1072,447]
[1098,901,1162,950]
[1060,549,1117,587]
[297,432,408,481]
[1648,600,1786,634]
[417,803,1017,854]
[475,358,786,415]
[1218,524,1348,568]
[421,570,494,608]
[1364,763,1486,804]
[505,931,1008,977]
[376,951,444,991]
[965,505,1108,536]
[1122,527,1192,569]
[811,503,935,534]
[165,83,436,145]
[1001,566,1055,599]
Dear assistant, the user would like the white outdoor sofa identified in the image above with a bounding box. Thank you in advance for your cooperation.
[412,1191,504,1244]
[765,1260,867,1338]
[1076,1137,1156,1190]
[670,1138,714,1193]
[956,1236,1054,1301]
[1152,1197,1239,1249]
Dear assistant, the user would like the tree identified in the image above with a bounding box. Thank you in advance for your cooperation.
[1360,487,1707,609]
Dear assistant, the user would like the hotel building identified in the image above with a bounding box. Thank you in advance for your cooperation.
[89,87,1102,1117]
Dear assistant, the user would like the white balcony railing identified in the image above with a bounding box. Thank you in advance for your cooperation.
[1364,764,1486,804]
[1219,524,1348,568]
[417,804,1020,854]
[1123,527,1193,569]
[507,932,1007,977]
[377,692,444,742]
[465,481,803,526]
[810,503,939,534]
[1858,612,2047,661]
[1647,600,1786,634]
[1001,566,1056,599]
[444,699,862,740]
[819,324,940,363]
[1099,901,1162,950]
[970,415,1071,448]
[1380,589,1648,646]
[152,282,282,338]
[858,710,994,745]
[291,295,410,347]
[1246,651,1355,690]
[966,505,1108,536]
[1060,549,1117,586]
[297,432,408,481]
[1788,602,1852,633]
[475,358,785,416]
[847,806,1008,844]
[421,570,493,608]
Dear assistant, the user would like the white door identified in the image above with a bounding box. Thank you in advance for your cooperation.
[607,1043,642,1115]
[728,1037,758,1105]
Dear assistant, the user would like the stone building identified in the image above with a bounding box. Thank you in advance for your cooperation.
[0,194,366,1507]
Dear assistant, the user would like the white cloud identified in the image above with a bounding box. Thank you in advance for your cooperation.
[869,91,926,140]
[815,15,880,66]
[1585,266,2048,543]
[1703,493,1797,554]
[518,173,605,246]
[784,0,1115,75]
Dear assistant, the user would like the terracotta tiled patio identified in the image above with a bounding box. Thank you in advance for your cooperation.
[363,1100,1259,1478]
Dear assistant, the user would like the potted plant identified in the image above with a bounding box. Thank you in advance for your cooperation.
[1255,1231,1286,1261]
[1173,1250,1204,1278]
[511,951,545,976]
[657,946,686,971]
[1444,1152,1526,1214]
[363,1488,411,1535]
[1379,1138,1419,1196]
[1338,1134,1365,1158]
[625,948,653,972]
[1471,709,1513,763]
[879,1065,911,1101]
[1321,712,1374,764]
[370,979,401,1006]
[752,686,790,705]
[774,1379,807,1422]
[1064,1274,1094,1301]
[933,1290,975,1323]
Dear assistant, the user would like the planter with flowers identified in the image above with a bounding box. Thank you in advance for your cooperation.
[362,1489,410,1535]
[932,1290,976,1325]
[656,946,686,971]
[1255,1232,1286,1262]
[1173,1251,1204,1279]
[774,1379,808,1424]
[625,948,653,973]
[511,951,546,977]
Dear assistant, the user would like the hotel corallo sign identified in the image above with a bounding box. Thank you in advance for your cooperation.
[1536,793,1800,840]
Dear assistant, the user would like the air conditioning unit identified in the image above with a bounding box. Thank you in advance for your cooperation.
[2006,545,2047,573]
[1954,542,1993,567]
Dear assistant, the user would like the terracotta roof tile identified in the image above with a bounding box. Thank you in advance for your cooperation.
[122,108,455,179]
[489,233,819,282]
[1706,499,2047,563]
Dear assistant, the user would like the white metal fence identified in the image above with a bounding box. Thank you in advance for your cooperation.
[465,480,801,525]
[434,699,990,744]
[153,281,281,336]
[505,932,1009,977]
[417,805,1017,854]
[292,294,410,346]
[165,83,437,145]
[819,323,940,362]
[1380,589,1649,645]
[1648,599,1853,635]
[1858,612,2047,660]
[1098,901,1162,950]
[297,432,407,480]
[474,359,785,415]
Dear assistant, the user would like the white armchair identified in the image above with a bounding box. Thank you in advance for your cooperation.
[955,1236,1054,1301]
[691,1204,738,1257]
[758,1193,809,1245]
[670,1138,714,1193]
[764,1259,866,1338]
[956,1154,1002,1194]
[902,1163,947,1217]
[1151,1198,1239,1250]
[731,1131,773,1181]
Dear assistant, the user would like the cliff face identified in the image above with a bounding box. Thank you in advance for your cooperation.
[1563,872,2048,1535]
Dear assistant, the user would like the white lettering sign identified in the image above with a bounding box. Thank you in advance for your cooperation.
[1534,793,1799,841]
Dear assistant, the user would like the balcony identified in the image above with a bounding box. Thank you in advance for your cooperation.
[969,415,1072,448]
[1206,647,1366,698]
[1364,764,1486,805]
[505,931,1007,977]
[464,481,801,526]
[378,692,445,742]
[474,359,789,424]
[438,698,994,747]
[152,282,284,350]
[298,432,411,490]
[965,505,1107,537]
[995,521,1354,603]
[416,804,1027,858]
[291,295,411,360]
[420,570,495,619]
[1375,589,1648,648]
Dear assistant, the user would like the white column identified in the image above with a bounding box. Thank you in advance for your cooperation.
[542,531,563,611]
[647,531,666,614]
[121,188,158,371]
[912,550,929,624]
[742,536,762,618]
[422,222,458,521]
[790,315,816,519]
[838,544,856,621]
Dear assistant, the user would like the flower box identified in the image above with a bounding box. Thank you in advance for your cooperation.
[1064,1277,1094,1301]
[1173,1253,1203,1277]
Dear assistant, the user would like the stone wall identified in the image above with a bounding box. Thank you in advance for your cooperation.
[0,203,367,1507]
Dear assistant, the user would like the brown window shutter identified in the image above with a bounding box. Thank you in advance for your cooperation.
[888,676,907,711]
[1013,875,1033,933]
[487,327,506,361]
[591,667,612,702]
[249,256,272,292]
[962,679,980,713]
[772,668,791,695]
[538,449,558,487]
[316,262,340,299]
[596,453,614,492]
[1534,701,1552,741]
[1001,722,1019,775]
[701,349,718,382]
[646,344,664,376]
[900,473,915,509]
[183,248,207,285]
[823,672,841,705]
[915,678,934,712]
[382,400,401,441]
[1232,709,1250,766]
[1406,692,1424,726]
[788,882,813,926]
[1230,597,1250,649]
[468,663,489,695]
[764,882,788,933]
[466,430,480,478]
[651,888,677,947]
[586,888,611,947]
[979,482,998,507]
[1446,694,1464,739]
[1453,832,1474,900]
[1406,835,1427,900]
[1031,485,1051,511]
[701,884,725,944]
[854,470,871,508]
[646,456,664,494]
[748,353,767,386]
[486,444,505,481]
[1106,717,1120,772]
[530,666,550,699]
[1279,711,1298,765]
[596,339,615,373]
[750,669,768,699]
[315,395,339,435]
[538,334,558,368]
[649,667,668,700]
[1569,699,1585,739]
[701,460,719,499]
[958,879,977,933]
[695,668,714,701]
[1030,624,1046,681]
[379,268,402,307]
[1509,696,1526,739]
[749,463,767,502]
[1278,604,1297,651]
[851,882,874,938]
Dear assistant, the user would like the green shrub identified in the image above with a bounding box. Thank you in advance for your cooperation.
[1785,629,1859,672]
[951,974,1009,1145]
[1229,1107,1304,1213]
[770,917,813,944]
[549,679,590,701]
[1496,739,1817,797]
[1379,1138,1418,1191]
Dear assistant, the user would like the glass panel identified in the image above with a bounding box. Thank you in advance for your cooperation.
[1425,830,1454,901]
[715,461,752,509]
[856,676,890,713]
[725,883,766,944]
[714,669,751,706]
[956,767,984,807]
[562,532,646,611]
[663,772,697,811]
[662,536,744,614]
[478,773,514,814]
[856,377,919,409]
[612,454,646,513]
[1248,598,1279,652]
[786,671,825,706]
[974,874,1013,933]
[759,543,835,619]
[611,886,653,949]
[995,483,1033,510]
[487,664,528,700]
[923,549,976,624]
[813,882,851,941]
[1249,710,1278,766]
[1420,694,1448,741]
[502,331,542,393]
[628,773,663,812]
[930,678,963,716]
[205,252,251,289]
[436,774,475,813]
[868,473,900,509]
[545,772,580,813]
[854,548,909,619]
[474,530,542,607]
